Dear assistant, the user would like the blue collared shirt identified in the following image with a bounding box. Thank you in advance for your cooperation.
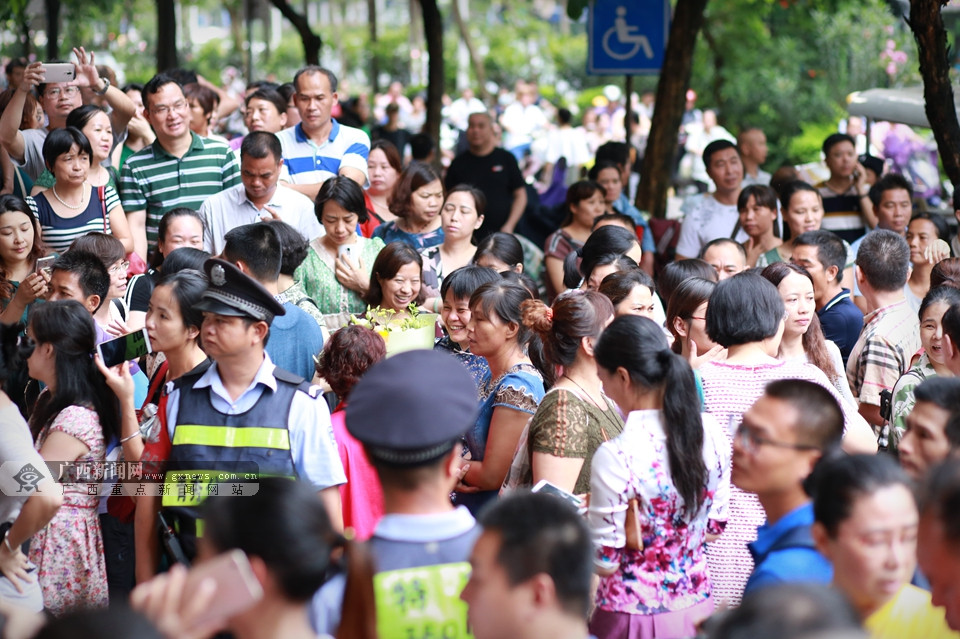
[164,353,346,491]
[276,119,371,187]
[744,502,832,595]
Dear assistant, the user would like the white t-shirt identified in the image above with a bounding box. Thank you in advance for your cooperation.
[676,194,747,258]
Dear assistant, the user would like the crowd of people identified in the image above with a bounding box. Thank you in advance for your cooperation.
[0,49,959,639]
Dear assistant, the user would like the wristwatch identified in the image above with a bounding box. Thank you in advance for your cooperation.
[93,77,111,96]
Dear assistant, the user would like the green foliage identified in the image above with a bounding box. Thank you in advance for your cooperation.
[787,116,845,161]
[692,0,918,166]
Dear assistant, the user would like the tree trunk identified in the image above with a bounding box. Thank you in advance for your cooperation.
[267,0,322,65]
[701,24,724,118]
[636,0,711,218]
[368,0,379,94]
[45,0,61,60]
[909,0,960,190]
[451,0,491,101]
[420,0,444,169]
[157,0,178,71]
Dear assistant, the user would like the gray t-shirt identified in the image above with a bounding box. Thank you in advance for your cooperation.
[14,128,49,182]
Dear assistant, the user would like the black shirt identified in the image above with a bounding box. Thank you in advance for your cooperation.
[445,147,524,240]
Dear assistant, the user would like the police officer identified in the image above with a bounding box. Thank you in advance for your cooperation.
[312,350,480,638]
[136,258,345,573]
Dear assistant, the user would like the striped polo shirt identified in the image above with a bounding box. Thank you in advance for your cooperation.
[276,119,370,187]
[816,182,867,243]
[119,132,240,251]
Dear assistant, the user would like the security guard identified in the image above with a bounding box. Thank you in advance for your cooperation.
[312,350,480,638]
[141,258,344,567]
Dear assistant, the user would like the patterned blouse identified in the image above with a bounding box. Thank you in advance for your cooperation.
[891,353,937,441]
[434,336,491,389]
[588,409,730,615]
[294,236,385,320]
[372,221,444,251]
[466,362,544,462]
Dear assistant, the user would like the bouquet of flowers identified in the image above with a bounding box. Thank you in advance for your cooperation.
[350,304,437,356]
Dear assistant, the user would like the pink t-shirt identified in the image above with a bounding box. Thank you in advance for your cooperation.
[331,408,384,540]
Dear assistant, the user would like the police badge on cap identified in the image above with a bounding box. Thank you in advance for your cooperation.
[195,258,285,323]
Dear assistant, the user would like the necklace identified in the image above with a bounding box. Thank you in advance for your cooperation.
[51,185,83,210]
[560,374,622,438]
[562,374,606,410]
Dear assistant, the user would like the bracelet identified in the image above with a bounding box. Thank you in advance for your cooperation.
[3,535,15,554]
[93,77,110,96]
[120,431,142,443]
[433,298,440,313]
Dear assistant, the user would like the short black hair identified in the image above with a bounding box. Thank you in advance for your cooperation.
[738,184,779,212]
[657,259,717,307]
[872,173,913,207]
[315,175,369,225]
[592,212,634,230]
[440,265,502,303]
[703,139,739,168]
[822,132,855,156]
[142,72,182,109]
[706,272,785,347]
[52,250,110,310]
[764,379,843,450]
[943,303,960,347]
[222,223,282,283]
[245,87,287,116]
[913,377,960,448]
[409,133,436,161]
[479,492,594,619]
[240,131,282,162]
[265,220,309,276]
[595,141,631,169]
[813,453,911,537]
[700,237,747,261]
[909,212,950,243]
[793,230,847,284]
[918,459,960,546]
[42,127,93,171]
[855,229,910,292]
[161,247,211,275]
[5,58,27,75]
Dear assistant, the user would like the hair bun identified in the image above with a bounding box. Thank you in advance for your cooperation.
[521,299,553,334]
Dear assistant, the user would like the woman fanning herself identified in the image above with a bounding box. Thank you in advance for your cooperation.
[813,454,956,638]
[363,242,426,318]
[739,185,782,268]
[26,300,121,615]
[26,127,133,254]
[365,139,402,226]
[420,185,486,308]
[890,286,960,439]
[543,181,606,300]
[589,315,730,639]
[296,177,385,329]
[507,290,622,495]
[457,280,545,514]
[0,194,48,326]
[761,262,855,407]
[372,161,445,250]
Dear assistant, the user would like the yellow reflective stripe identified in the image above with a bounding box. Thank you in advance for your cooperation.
[196,519,204,538]
[171,425,290,449]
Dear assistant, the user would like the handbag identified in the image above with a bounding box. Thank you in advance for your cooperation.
[98,184,148,276]
[624,497,643,551]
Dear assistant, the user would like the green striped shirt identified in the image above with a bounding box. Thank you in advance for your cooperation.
[119,133,240,251]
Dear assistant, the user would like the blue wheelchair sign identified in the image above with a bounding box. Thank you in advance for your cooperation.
[588,0,669,75]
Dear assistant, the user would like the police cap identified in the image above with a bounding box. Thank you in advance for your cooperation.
[346,350,479,466]
[195,258,285,323]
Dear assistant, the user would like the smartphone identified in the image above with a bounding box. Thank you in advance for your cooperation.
[182,549,263,631]
[96,328,152,368]
[40,63,76,83]
[337,244,355,262]
[532,479,584,510]
[35,256,56,275]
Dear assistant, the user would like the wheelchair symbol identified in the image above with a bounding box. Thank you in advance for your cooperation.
[602,6,654,61]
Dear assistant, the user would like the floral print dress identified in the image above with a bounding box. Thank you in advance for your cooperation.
[588,409,730,616]
[29,405,108,615]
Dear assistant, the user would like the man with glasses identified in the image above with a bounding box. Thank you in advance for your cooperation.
[276,66,370,200]
[733,379,843,596]
[119,73,240,260]
[0,47,135,181]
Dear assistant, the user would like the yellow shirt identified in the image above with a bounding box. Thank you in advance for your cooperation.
[865,584,959,639]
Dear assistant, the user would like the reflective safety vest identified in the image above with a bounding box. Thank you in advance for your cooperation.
[162,366,312,557]
[373,563,473,639]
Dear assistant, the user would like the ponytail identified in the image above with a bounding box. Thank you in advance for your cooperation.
[595,315,707,519]
[657,349,707,518]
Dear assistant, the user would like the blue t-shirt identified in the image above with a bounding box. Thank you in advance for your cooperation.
[817,289,864,364]
[265,302,325,382]
[745,502,833,595]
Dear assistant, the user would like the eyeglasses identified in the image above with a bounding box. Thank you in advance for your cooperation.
[45,86,80,99]
[109,261,130,275]
[731,415,821,455]
[151,100,188,116]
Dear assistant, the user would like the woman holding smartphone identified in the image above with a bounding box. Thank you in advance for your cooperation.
[26,300,120,615]
[0,194,48,326]
[295,177,385,330]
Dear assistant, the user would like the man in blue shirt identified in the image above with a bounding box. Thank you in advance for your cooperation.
[734,379,843,595]
[792,229,863,363]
